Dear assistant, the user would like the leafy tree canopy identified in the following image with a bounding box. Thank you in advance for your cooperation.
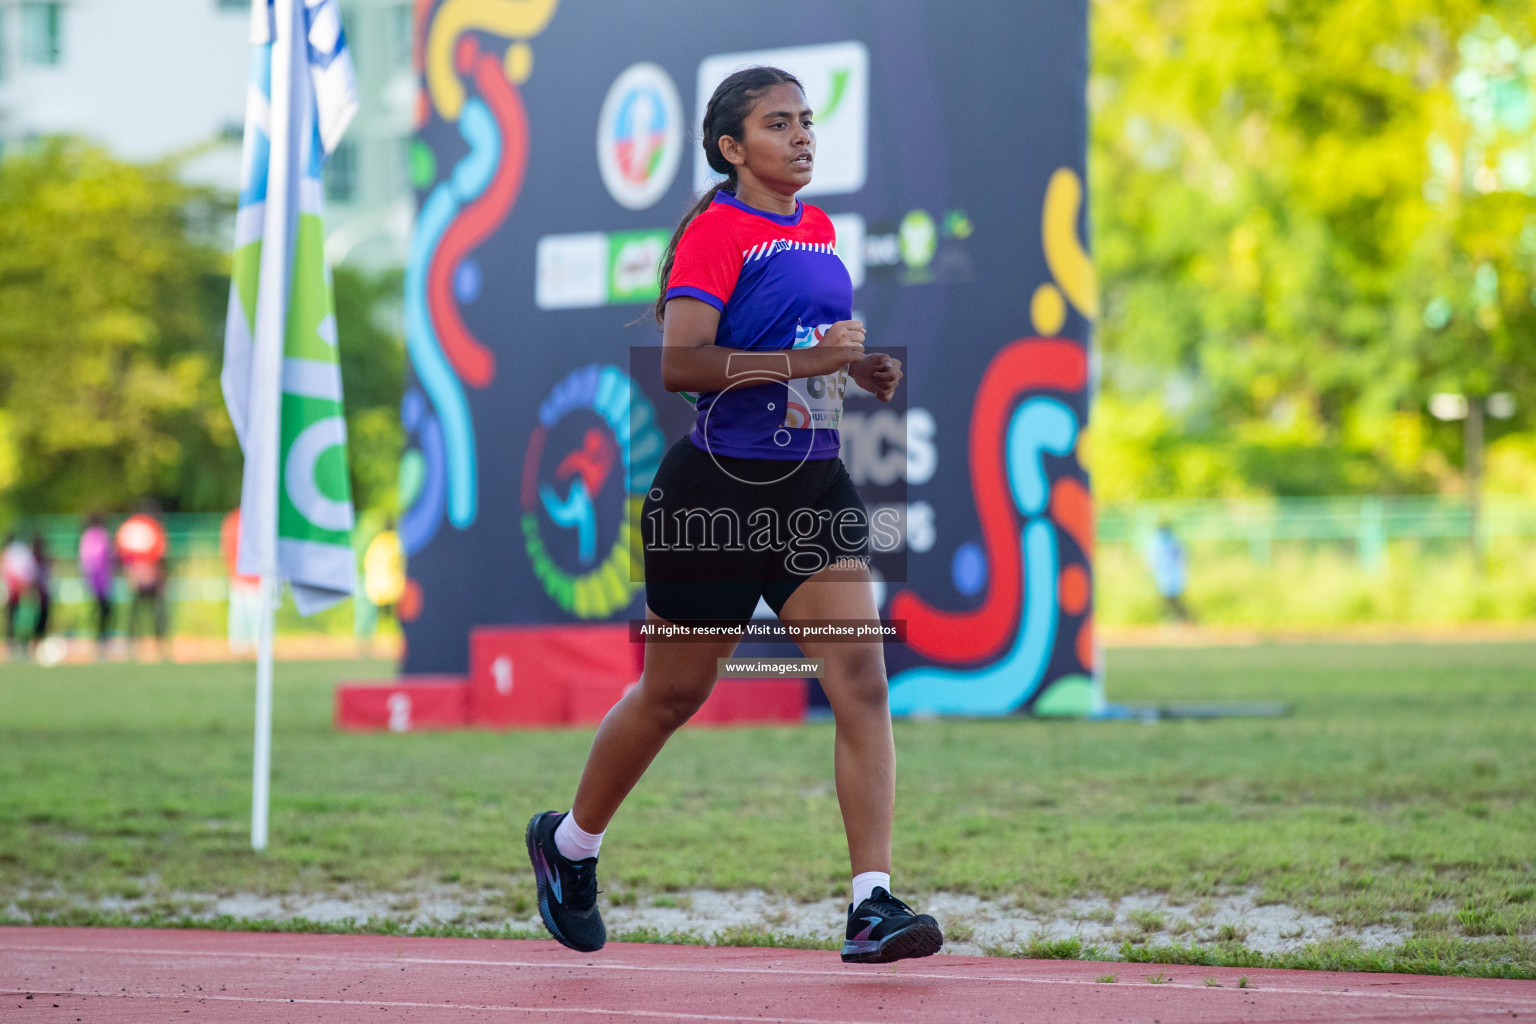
[1091,0,1536,498]
[0,138,402,520]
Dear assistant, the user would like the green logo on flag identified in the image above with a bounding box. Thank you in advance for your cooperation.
[277,214,354,549]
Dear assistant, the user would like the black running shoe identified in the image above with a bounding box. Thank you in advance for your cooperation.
[841,886,944,964]
[525,810,606,952]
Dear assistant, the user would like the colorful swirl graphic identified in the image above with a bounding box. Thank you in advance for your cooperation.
[886,343,1086,715]
[429,41,527,389]
[398,388,447,554]
[401,1,556,593]
[887,166,1098,716]
[890,340,1086,666]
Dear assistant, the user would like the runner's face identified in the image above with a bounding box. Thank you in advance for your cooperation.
[735,83,815,191]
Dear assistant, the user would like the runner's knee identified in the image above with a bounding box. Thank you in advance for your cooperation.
[824,650,889,715]
[635,673,715,732]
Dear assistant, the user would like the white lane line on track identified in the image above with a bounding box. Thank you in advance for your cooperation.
[0,989,889,1024]
[2,988,1507,1024]
[4,944,1535,1009]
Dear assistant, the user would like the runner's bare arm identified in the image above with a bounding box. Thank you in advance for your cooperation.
[659,297,865,393]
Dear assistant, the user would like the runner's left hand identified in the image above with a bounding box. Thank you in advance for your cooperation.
[850,353,903,402]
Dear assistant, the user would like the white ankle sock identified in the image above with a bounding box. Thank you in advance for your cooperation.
[852,871,891,907]
[553,811,604,861]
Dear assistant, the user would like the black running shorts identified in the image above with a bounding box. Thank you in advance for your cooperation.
[641,436,870,625]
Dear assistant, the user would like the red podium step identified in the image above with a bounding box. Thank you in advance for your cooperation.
[691,678,807,725]
[336,627,809,731]
[335,676,470,732]
[469,624,641,727]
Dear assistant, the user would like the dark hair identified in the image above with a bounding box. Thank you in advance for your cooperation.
[651,65,804,326]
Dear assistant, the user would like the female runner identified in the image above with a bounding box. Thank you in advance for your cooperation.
[527,65,943,964]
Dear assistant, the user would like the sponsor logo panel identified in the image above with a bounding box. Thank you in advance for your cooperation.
[536,229,669,310]
[608,230,670,304]
[535,233,608,310]
[859,208,974,286]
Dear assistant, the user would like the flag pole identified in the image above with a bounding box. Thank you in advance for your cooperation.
[229,0,356,851]
[249,0,301,852]
[251,574,276,850]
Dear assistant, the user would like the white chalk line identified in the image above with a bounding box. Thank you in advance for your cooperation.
[3,942,1534,1010]
[0,987,1498,1024]
[0,988,887,1023]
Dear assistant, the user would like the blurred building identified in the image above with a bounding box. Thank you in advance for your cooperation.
[0,0,412,268]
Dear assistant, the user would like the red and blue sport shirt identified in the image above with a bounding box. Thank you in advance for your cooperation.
[664,190,854,461]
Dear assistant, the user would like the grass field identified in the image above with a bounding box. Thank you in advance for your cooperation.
[1,641,1533,977]
[1096,540,1536,628]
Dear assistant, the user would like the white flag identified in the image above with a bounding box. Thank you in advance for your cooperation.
[222,0,359,615]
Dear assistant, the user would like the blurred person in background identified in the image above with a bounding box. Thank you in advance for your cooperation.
[78,514,116,656]
[3,532,38,655]
[28,534,52,651]
[221,508,261,655]
[1147,521,1193,624]
[362,518,406,631]
[116,505,169,657]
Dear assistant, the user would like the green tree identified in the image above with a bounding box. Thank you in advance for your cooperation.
[1090,0,1536,499]
[332,266,405,514]
[0,138,235,515]
[0,138,405,518]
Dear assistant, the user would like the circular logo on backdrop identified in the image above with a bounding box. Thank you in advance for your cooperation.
[521,364,663,619]
[597,62,684,210]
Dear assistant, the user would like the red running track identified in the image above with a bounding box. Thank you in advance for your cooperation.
[1,927,1532,1023]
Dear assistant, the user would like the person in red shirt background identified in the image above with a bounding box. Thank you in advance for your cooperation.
[116,505,169,657]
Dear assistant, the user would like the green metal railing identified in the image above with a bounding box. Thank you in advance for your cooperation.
[1097,496,1536,570]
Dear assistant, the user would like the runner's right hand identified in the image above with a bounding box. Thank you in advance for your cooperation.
[806,320,865,374]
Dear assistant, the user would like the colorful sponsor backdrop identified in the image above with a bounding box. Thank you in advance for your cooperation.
[401,0,1097,716]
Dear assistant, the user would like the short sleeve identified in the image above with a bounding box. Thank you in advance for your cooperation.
[664,212,740,312]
